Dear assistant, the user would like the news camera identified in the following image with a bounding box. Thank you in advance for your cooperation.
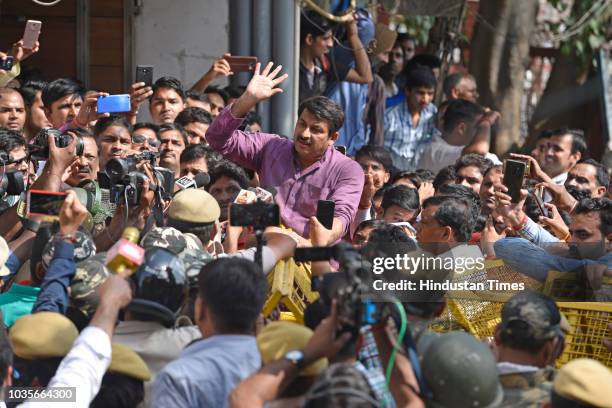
[295,242,386,338]
[30,128,84,160]
[100,151,174,206]
[0,152,26,198]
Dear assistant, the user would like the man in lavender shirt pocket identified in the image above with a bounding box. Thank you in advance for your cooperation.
[206,62,364,243]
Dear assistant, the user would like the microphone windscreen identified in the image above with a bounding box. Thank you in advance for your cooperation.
[194,172,210,187]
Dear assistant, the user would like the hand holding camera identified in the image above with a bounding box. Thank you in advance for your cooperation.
[206,54,234,80]
[58,190,89,236]
[303,300,352,364]
[46,130,81,173]
[538,202,570,240]
[73,91,110,128]
[10,39,40,64]
[129,82,153,116]
[509,153,551,183]
[493,184,528,230]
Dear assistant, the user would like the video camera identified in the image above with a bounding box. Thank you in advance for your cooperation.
[0,152,26,198]
[30,128,84,160]
[295,243,385,337]
[100,151,174,206]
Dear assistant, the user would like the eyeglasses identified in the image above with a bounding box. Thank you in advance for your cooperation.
[132,134,160,148]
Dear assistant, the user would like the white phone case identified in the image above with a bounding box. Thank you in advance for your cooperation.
[23,20,42,49]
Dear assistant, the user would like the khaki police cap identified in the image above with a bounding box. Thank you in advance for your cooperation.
[109,343,152,381]
[168,189,220,223]
[553,358,612,408]
[10,312,78,359]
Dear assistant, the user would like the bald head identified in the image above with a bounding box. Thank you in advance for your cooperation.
[0,88,26,131]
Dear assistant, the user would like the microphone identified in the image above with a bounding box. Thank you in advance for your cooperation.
[253,186,276,203]
[174,172,210,190]
[194,172,210,187]
[105,227,145,274]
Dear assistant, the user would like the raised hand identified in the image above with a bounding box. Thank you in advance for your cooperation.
[509,153,551,183]
[539,202,569,240]
[494,185,528,229]
[231,62,288,118]
[359,173,376,209]
[59,190,89,236]
[207,54,233,80]
[73,91,110,128]
[129,82,153,118]
[244,62,288,103]
[11,39,40,63]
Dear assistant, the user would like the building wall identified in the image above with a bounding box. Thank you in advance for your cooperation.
[133,0,229,90]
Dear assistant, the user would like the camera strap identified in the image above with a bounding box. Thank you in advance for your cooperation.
[153,189,164,227]
[393,316,431,399]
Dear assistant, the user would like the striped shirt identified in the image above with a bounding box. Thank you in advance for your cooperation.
[383,102,437,170]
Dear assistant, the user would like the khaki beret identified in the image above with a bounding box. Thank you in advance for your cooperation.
[553,358,612,408]
[109,344,151,381]
[168,189,220,224]
[10,312,78,359]
[257,321,327,377]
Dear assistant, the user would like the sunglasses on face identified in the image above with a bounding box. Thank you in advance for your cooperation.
[132,134,160,148]
[8,156,29,166]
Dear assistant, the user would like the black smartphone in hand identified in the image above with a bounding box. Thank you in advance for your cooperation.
[136,65,154,87]
[503,159,526,203]
[316,200,335,230]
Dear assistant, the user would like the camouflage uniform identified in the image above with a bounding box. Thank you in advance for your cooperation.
[141,227,188,254]
[499,366,554,407]
[70,258,110,317]
[141,227,212,288]
[180,247,212,289]
[41,230,96,270]
[498,291,563,408]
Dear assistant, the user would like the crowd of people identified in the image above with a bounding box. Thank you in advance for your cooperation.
[0,6,611,408]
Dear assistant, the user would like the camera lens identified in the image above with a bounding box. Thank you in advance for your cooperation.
[106,158,131,181]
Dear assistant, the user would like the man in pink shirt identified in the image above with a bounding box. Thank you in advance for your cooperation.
[206,62,363,243]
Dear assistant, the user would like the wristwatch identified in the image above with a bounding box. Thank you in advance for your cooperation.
[284,350,305,369]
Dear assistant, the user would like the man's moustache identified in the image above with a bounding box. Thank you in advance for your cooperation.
[566,185,592,201]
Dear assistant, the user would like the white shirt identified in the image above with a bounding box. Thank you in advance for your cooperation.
[497,361,540,375]
[19,326,111,408]
[418,132,502,173]
[544,172,568,203]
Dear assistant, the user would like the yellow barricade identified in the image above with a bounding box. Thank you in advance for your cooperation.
[430,260,612,368]
[262,257,319,324]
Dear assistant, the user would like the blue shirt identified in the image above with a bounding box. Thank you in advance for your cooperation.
[383,102,437,170]
[151,334,260,408]
[328,80,369,156]
[494,237,612,282]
